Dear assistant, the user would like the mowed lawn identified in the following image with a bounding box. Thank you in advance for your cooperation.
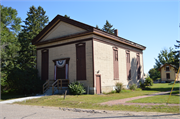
[128,83,180,104]
[14,83,180,113]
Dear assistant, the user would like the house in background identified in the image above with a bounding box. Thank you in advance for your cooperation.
[32,15,146,94]
[158,63,180,83]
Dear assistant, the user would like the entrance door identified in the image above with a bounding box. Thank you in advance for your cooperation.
[41,50,48,81]
[76,43,86,80]
[96,75,101,94]
[56,66,65,79]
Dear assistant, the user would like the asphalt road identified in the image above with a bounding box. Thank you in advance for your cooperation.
[0,104,179,119]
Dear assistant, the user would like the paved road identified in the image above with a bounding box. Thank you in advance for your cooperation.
[0,104,179,119]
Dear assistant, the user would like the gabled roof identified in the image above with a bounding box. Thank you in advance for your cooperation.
[32,14,146,50]
[158,63,178,71]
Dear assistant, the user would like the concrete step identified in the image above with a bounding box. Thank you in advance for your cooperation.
[44,87,69,95]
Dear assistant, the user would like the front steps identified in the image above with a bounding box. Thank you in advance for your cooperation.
[43,87,69,95]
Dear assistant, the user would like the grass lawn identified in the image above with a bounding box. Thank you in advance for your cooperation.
[144,83,180,92]
[128,90,180,104]
[15,83,180,113]
[12,83,180,113]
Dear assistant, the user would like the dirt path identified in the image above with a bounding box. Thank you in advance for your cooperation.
[101,91,180,106]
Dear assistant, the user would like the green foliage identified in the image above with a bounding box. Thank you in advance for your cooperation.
[115,82,123,93]
[155,47,177,69]
[144,77,153,86]
[18,5,49,69]
[139,81,145,90]
[149,47,177,81]
[68,82,85,95]
[148,68,161,81]
[129,84,137,90]
[0,5,22,93]
[1,5,49,94]
[6,67,44,94]
[95,25,100,29]
[174,40,180,68]
[64,14,70,18]
[102,20,115,34]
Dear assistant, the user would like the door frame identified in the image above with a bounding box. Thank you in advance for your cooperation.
[96,74,101,94]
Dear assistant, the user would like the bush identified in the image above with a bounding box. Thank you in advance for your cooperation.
[139,81,145,90]
[68,81,85,95]
[6,67,44,94]
[144,77,153,86]
[129,83,137,90]
[115,82,123,93]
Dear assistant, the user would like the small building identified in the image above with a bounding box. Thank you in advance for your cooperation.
[32,15,146,94]
[158,63,179,83]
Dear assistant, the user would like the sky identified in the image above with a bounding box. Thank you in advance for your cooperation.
[1,0,180,74]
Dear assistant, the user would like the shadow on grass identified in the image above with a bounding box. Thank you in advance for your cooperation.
[143,87,179,92]
[1,93,36,100]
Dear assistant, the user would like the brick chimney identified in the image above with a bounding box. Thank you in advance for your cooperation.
[114,29,118,36]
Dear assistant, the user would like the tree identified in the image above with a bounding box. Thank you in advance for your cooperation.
[18,5,49,69]
[64,14,70,18]
[0,5,21,93]
[102,20,115,34]
[155,47,177,69]
[148,68,160,81]
[6,6,49,94]
[148,47,177,81]
[174,40,180,68]
[95,25,99,29]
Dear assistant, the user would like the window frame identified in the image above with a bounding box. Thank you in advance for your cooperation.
[166,73,170,79]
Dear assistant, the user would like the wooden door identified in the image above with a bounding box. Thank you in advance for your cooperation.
[41,50,48,81]
[96,75,101,94]
[76,43,86,80]
[56,66,65,79]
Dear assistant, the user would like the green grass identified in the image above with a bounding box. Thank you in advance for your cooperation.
[128,90,180,104]
[15,93,180,113]
[127,83,180,104]
[144,83,180,92]
[12,83,180,113]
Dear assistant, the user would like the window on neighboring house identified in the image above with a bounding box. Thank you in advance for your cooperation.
[126,51,131,80]
[113,47,119,80]
[166,73,170,79]
[166,66,169,71]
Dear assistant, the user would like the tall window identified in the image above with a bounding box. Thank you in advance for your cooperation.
[113,47,119,80]
[166,66,169,71]
[137,53,141,79]
[76,43,86,80]
[41,49,49,81]
[126,51,131,80]
[166,73,170,79]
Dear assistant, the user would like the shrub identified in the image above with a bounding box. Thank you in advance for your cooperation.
[68,81,85,95]
[6,67,44,94]
[144,77,153,86]
[139,81,145,90]
[115,82,123,93]
[129,83,137,90]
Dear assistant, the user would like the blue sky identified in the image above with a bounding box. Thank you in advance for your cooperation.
[1,0,179,74]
